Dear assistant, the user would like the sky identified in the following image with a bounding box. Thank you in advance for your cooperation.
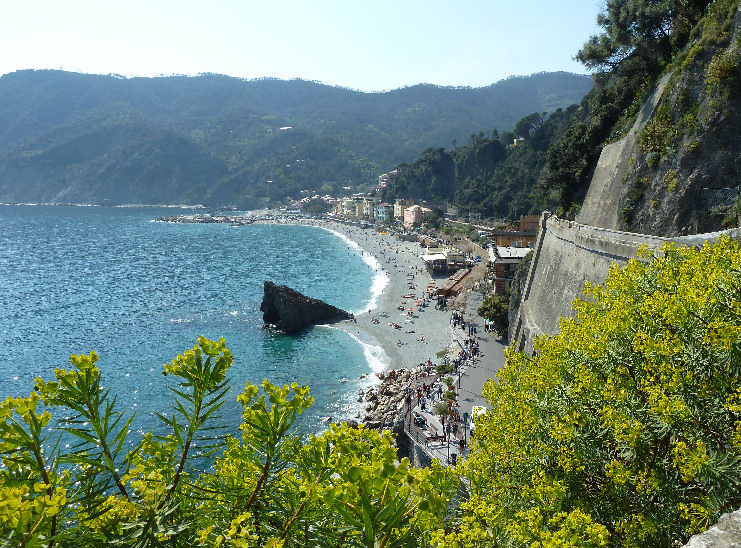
[1,0,603,92]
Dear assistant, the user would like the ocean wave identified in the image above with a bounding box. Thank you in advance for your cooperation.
[320,226,389,314]
[342,330,389,374]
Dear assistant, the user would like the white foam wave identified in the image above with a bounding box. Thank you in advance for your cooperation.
[321,226,389,314]
[344,330,389,374]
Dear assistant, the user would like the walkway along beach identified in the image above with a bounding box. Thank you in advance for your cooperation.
[255,215,508,467]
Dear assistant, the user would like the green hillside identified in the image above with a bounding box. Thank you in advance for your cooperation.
[0,70,591,207]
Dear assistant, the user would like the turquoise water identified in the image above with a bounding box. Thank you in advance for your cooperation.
[0,205,381,438]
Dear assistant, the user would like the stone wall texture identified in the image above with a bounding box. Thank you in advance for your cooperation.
[682,508,741,548]
[510,212,741,352]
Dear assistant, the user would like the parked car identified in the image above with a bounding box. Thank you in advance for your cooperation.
[468,405,487,437]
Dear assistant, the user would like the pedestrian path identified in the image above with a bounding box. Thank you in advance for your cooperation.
[401,293,509,467]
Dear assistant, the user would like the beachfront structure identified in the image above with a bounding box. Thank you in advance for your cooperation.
[443,248,467,270]
[375,203,393,223]
[422,247,448,272]
[437,269,470,297]
[394,199,415,221]
[339,198,355,218]
[421,246,467,272]
[488,246,533,295]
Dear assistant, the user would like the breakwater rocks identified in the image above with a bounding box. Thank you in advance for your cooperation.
[260,281,353,333]
[155,213,253,225]
[359,368,412,430]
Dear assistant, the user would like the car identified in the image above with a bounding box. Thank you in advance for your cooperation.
[468,405,487,437]
[475,255,482,262]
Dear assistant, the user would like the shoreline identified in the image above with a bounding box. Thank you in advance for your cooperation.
[256,217,456,375]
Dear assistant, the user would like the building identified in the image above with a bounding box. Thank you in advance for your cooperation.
[443,248,467,270]
[422,248,448,272]
[403,205,424,227]
[488,246,533,295]
[520,215,540,231]
[361,197,378,219]
[394,199,415,221]
[340,198,355,218]
[375,203,394,223]
[402,205,434,228]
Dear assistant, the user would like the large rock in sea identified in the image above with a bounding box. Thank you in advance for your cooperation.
[260,281,353,333]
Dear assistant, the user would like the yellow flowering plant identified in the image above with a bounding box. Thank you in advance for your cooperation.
[0,336,457,547]
[457,237,741,547]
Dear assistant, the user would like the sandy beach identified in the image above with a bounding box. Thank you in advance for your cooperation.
[256,217,458,374]
[326,222,455,373]
[252,215,500,440]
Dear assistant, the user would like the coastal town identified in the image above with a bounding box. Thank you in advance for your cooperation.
[157,199,540,469]
[156,196,533,467]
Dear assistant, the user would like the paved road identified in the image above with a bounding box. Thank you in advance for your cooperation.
[453,287,508,417]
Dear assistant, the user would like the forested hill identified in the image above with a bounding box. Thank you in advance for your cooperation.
[385,0,740,228]
[0,70,591,207]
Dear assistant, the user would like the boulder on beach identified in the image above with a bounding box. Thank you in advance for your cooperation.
[260,281,353,333]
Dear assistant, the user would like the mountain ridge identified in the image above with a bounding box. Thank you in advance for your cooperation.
[0,70,591,207]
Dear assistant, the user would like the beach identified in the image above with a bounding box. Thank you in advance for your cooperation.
[260,217,458,374]
[251,215,503,446]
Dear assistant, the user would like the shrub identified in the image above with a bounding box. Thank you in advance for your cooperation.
[459,237,741,547]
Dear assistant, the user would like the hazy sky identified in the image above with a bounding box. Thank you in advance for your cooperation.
[1,0,603,92]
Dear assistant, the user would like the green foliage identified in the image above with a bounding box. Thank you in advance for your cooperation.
[665,169,679,191]
[301,198,333,216]
[639,102,674,156]
[477,295,509,337]
[0,71,591,207]
[383,148,456,203]
[576,0,711,71]
[433,402,450,420]
[386,105,581,220]
[0,337,457,547]
[450,238,741,547]
[706,46,739,92]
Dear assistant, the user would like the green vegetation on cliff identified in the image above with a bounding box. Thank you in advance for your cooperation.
[0,71,591,208]
[390,0,738,225]
[382,106,579,219]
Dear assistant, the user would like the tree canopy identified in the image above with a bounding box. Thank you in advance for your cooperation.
[576,0,712,70]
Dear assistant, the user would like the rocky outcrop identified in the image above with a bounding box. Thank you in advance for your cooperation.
[260,281,352,333]
[360,369,413,430]
[577,5,741,236]
[682,508,741,548]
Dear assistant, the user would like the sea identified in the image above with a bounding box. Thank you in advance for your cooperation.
[0,205,389,442]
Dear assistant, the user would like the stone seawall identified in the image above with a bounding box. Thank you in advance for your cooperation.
[511,212,741,352]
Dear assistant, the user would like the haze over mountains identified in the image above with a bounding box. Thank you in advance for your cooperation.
[0,70,591,208]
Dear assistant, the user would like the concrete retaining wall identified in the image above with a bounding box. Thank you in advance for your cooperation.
[511,212,741,352]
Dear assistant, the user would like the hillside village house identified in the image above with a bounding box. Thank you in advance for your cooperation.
[488,245,533,295]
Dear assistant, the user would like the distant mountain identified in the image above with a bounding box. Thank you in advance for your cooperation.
[0,70,592,207]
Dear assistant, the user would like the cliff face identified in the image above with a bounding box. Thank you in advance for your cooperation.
[577,3,741,236]
[260,281,352,333]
